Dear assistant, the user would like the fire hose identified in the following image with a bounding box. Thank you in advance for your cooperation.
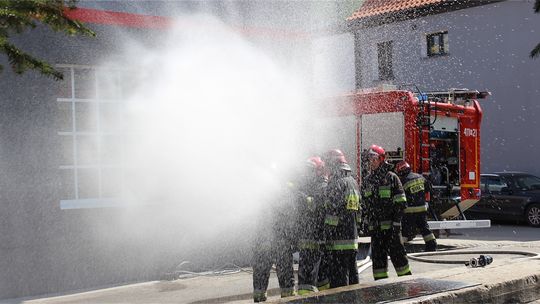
[356,249,539,274]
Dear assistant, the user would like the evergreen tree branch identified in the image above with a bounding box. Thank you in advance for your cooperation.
[531,0,539,59]
[531,43,540,59]
[0,0,95,80]
[0,36,63,79]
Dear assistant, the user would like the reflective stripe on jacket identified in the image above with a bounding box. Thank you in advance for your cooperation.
[323,170,360,247]
[362,162,407,230]
[400,172,427,209]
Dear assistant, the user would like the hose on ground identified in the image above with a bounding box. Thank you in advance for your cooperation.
[356,249,538,274]
[163,261,252,280]
[167,250,539,279]
[407,249,538,264]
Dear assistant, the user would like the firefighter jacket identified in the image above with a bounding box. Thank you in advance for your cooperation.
[253,182,299,252]
[323,170,360,251]
[295,176,328,250]
[273,183,300,247]
[362,162,407,231]
[399,172,429,214]
[252,182,297,300]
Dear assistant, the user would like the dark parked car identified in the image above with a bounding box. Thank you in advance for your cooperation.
[466,172,540,227]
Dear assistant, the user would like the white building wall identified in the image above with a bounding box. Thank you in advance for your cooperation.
[354,1,540,175]
[312,32,356,97]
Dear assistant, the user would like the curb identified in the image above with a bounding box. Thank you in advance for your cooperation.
[404,273,540,304]
[280,256,540,304]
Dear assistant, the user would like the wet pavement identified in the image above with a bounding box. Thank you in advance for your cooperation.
[4,225,540,304]
[288,278,477,304]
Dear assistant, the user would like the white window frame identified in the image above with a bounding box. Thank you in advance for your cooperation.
[57,64,126,209]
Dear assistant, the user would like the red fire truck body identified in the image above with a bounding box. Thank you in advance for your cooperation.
[321,87,491,229]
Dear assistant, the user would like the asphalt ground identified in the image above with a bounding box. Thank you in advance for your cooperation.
[3,223,539,304]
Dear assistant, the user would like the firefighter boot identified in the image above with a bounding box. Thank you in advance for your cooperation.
[280,288,296,298]
[425,239,437,252]
[423,233,437,252]
[297,285,318,296]
[253,290,267,302]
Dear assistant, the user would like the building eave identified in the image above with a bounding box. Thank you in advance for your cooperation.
[347,0,505,31]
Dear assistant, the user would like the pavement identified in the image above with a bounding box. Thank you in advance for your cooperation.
[4,225,540,304]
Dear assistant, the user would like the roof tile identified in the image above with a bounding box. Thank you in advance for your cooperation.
[348,0,444,20]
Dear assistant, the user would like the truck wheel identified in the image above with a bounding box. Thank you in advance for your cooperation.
[525,203,540,227]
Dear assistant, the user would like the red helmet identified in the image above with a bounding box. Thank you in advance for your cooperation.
[324,149,351,171]
[367,144,385,160]
[306,156,325,177]
[395,161,411,175]
[324,149,346,164]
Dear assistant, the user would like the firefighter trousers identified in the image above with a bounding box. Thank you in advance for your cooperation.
[316,248,330,291]
[252,243,295,301]
[371,228,412,280]
[297,248,325,295]
[403,212,437,251]
[326,249,358,288]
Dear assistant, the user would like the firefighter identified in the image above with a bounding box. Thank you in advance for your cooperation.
[362,145,412,280]
[252,175,298,302]
[321,149,360,288]
[395,161,437,252]
[296,156,328,295]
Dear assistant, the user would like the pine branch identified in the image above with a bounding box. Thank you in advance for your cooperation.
[531,43,540,59]
[533,0,539,59]
[0,8,38,33]
[34,1,95,37]
[0,0,95,80]
[0,32,63,80]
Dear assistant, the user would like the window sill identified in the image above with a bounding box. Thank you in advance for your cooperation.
[424,53,451,59]
[60,198,127,209]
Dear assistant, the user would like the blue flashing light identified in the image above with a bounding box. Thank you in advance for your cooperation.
[417,93,428,102]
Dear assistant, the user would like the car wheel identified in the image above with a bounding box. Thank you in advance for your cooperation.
[525,203,540,227]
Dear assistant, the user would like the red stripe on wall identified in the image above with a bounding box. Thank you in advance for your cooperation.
[64,7,310,39]
[64,8,172,29]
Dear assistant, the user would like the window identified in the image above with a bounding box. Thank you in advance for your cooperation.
[427,31,449,56]
[514,175,540,191]
[485,176,508,194]
[57,65,130,209]
[377,41,394,80]
[480,176,488,193]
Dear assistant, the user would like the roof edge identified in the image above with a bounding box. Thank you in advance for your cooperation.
[347,0,505,31]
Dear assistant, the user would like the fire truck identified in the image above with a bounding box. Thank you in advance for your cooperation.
[316,85,491,231]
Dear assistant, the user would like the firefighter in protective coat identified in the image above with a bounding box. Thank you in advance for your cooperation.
[296,156,328,295]
[395,161,437,252]
[362,145,412,280]
[321,149,360,288]
[252,176,297,302]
